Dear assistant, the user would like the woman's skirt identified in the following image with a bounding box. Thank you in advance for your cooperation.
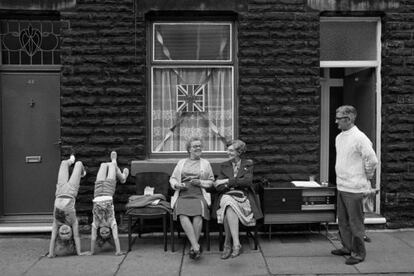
[173,195,210,221]
[216,192,256,226]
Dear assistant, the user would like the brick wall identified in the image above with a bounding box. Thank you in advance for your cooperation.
[60,0,414,227]
[238,0,320,184]
[60,0,320,219]
[60,0,145,215]
[382,0,414,227]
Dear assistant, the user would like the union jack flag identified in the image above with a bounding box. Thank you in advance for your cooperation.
[176,84,206,112]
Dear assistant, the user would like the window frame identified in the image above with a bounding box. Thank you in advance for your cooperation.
[0,19,62,66]
[152,22,233,64]
[147,18,238,158]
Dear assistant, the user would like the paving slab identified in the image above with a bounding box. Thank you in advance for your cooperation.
[28,254,125,276]
[389,230,414,248]
[117,236,183,276]
[0,237,49,276]
[260,233,333,257]
[181,250,268,276]
[352,232,414,274]
[355,251,414,274]
[179,237,268,276]
[27,236,129,276]
[266,256,358,275]
[363,232,413,253]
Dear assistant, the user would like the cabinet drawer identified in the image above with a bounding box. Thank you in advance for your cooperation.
[264,189,302,213]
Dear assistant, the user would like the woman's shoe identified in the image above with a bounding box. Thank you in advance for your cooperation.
[193,248,202,260]
[231,244,242,258]
[220,245,232,260]
[189,248,196,259]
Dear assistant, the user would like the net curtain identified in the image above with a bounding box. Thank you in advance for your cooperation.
[152,68,233,152]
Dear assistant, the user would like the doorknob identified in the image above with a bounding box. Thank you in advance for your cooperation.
[29,99,35,107]
[54,139,62,145]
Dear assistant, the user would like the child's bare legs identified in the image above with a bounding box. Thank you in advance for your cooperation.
[106,162,117,181]
[116,167,129,184]
[96,163,109,182]
[110,151,129,183]
[57,155,75,184]
[68,161,85,191]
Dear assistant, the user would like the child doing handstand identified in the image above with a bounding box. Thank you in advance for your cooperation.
[48,154,86,258]
[89,151,129,255]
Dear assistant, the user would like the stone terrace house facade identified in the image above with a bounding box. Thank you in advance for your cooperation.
[0,0,413,228]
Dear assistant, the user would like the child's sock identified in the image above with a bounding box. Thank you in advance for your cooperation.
[68,154,75,165]
[110,151,117,164]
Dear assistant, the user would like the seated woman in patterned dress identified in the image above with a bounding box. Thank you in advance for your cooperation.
[48,153,87,258]
[89,151,129,256]
[170,137,214,260]
[213,139,263,259]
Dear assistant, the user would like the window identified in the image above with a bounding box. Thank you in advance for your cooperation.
[320,17,381,212]
[150,22,235,154]
[0,20,61,65]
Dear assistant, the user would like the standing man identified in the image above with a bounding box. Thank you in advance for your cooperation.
[332,105,378,265]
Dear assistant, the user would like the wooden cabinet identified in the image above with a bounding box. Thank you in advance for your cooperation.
[263,183,336,239]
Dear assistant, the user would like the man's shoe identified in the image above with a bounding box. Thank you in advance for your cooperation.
[220,245,232,260]
[331,248,351,256]
[345,257,363,265]
[364,235,372,243]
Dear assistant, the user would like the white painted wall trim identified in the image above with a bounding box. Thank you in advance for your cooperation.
[320,61,379,68]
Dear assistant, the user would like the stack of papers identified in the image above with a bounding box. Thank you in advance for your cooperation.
[291,181,321,187]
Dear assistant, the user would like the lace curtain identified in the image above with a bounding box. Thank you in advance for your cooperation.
[152,67,233,152]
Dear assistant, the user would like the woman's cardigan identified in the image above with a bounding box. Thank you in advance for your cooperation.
[169,158,214,208]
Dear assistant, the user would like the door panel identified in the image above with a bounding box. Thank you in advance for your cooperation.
[328,86,343,185]
[1,72,60,215]
[344,68,376,145]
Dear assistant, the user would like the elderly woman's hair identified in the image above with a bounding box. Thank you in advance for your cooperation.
[185,136,202,153]
[336,105,357,123]
[229,139,247,156]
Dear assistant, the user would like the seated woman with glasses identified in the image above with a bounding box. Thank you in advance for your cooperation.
[213,139,263,259]
[170,137,214,260]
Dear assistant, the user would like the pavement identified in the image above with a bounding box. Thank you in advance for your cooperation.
[1,229,414,276]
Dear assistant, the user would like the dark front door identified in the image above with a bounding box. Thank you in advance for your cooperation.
[1,72,60,215]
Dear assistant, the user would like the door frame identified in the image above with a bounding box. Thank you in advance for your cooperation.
[0,64,61,217]
[320,17,382,213]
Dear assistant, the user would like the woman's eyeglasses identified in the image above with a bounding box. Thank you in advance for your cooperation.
[335,116,349,120]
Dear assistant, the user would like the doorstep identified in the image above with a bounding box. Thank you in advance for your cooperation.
[328,212,386,226]
[0,215,53,233]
